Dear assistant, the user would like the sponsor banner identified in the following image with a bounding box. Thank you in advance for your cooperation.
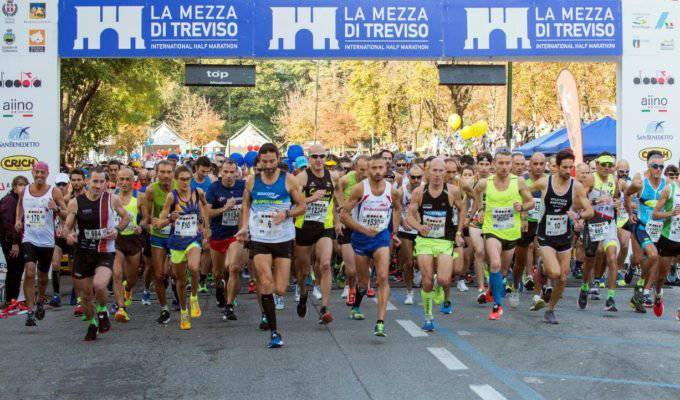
[2,0,53,56]
[58,0,253,57]
[254,0,442,58]
[443,0,622,57]
[619,0,680,173]
[185,64,255,87]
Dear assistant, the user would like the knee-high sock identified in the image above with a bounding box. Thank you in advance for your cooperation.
[421,289,433,319]
[261,294,277,332]
[490,271,504,306]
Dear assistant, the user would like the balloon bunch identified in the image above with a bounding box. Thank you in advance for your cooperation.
[448,113,488,141]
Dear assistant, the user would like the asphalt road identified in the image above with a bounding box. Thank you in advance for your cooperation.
[2,285,680,400]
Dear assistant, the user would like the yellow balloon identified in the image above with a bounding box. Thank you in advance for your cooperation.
[448,114,462,130]
[461,126,473,140]
[475,120,489,137]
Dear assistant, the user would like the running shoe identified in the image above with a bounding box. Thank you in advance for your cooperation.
[542,286,553,303]
[190,295,201,318]
[274,294,285,311]
[508,291,520,308]
[543,309,559,324]
[524,275,535,291]
[643,293,653,308]
[477,290,488,304]
[215,286,226,308]
[198,283,208,294]
[180,310,191,330]
[247,280,257,294]
[578,289,588,310]
[374,321,387,337]
[242,266,251,279]
[73,304,84,317]
[312,285,322,300]
[340,286,349,300]
[484,288,493,304]
[589,287,600,301]
[457,279,469,292]
[367,286,376,298]
[141,290,151,306]
[98,311,111,333]
[223,304,237,321]
[35,300,45,320]
[259,314,269,330]
[297,293,308,318]
[629,290,646,313]
[488,305,503,320]
[598,279,606,289]
[440,300,453,315]
[604,297,618,312]
[624,264,635,285]
[115,307,130,322]
[157,309,171,325]
[530,295,546,311]
[268,331,284,348]
[347,287,356,307]
[505,282,513,295]
[434,285,445,305]
[25,311,36,327]
[350,307,365,320]
[422,320,435,332]
[336,273,345,289]
[84,324,98,341]
[318,307,333,325]
[124,288,133,308]
[616,271,626,287]
[404,290,414,305]
[653,295,664,318]
[294,285,301,302]
[48,295,61,308]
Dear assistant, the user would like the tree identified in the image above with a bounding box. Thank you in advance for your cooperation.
[166,87,225,147]
[114,124,148,155]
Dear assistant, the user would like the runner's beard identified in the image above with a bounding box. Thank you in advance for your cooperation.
[263,167,277,175]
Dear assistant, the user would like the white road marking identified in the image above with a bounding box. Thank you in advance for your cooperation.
[457,330,472,336]
[371,297,397,310]
[396,319,429,337]
[427,347,468,370]
[469,384,507,400]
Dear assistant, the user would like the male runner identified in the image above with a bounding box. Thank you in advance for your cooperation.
[48,173,71,307]
[397,165,423,304]
[652,171,680,317]
[191,156,213,293]
[236,143,305,348]
[469,153,493,304]
[15,162,68,326]
[341,153,402,337]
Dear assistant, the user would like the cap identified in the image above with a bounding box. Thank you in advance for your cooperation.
[144,160,155,170]
[55,173,69,185]
[596,155,615,164]
[167,153,179,161]
[32,161,49,173]
[295,156,309,170]
[131,160,142,168]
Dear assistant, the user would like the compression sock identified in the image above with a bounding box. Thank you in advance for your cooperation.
[353,287,367,308]
[489,272,504,306]
[260,294,277,332]
[421,289,433,319]
[51,268,60,294]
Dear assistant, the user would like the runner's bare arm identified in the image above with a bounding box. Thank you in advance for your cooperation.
[340,183,371,236]
[144,188,155,230]
[14,187,24,232]
[517,177,535,212]
[451,184,467,233]
[64,198,78,245]
[238,176,254,233]
[286,173,306,218]
[573,181,594,220]
[652,187,675,220]
[624,173,643,220]
[111,196,131,231]
[528,176,547,194]
[391,187,402,234]
[470,179,487,218]
[155,193,175,229]
[52,187,69,219]
[405,187,424,234]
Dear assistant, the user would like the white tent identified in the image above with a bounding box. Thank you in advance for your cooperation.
[143,122,191,154]
[202,140,225,155]
[226,122,272,154]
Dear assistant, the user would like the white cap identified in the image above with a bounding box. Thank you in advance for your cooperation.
[144,160,155,169]
[55,173,69,185]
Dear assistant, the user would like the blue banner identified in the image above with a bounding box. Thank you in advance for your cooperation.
[59,0,253,57]
[443,0,622,57]
[58,0,623,58]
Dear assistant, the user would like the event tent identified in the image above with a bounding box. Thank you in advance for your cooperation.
[515,117,616,157]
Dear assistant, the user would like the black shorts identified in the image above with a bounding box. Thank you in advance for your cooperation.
[657,236,680,258]
[55,237,73,255]
[295,227,336,247]
[141,230,151,258]
[249,240,294,260]
[483,234,519,251]
[116,234,143,257]
[397,231,417,242]
[537,237,572,253]
[518,221,538,247]
[22,243,53,273]
[73,249,115,279]
[338,227,353,245]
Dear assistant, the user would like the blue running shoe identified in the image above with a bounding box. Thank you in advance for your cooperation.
[440,300,453,314]
[48,294,61,307]
[374,321,387,337]
[268,331,284,348]
[350,307,365,320]
[109,303,118,315]
[141,290,151,306]
[422,320,435,332]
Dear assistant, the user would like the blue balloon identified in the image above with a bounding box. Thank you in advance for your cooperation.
[287,144,304,160]
[229,152,245,167]
[244,151,258,168]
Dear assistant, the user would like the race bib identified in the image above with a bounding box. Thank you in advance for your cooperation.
[84,228,107,240]
[159,224,172,235]
[254,211,283,237]
[616,207,629,224]
[121,212,135,234]
[646,220,662,243]
[175,214,198,237]
[669,216,680,242]
[545,214,568,237]
[588,222,607,242]
[304,200,329,223]
[423,213,446,239]
[528,199,543,220]
[491,207,515,230]
[221,204,241,227]
[26,208,46,227]
[360,211,388,231]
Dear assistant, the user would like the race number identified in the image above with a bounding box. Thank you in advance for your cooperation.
[423,213,446,238]
[646,220,662,243]
[588,222,607,242]
[491,207,514,230]
[84,228,107,240]
[545,214,568,236]
[26,208,46,227]
[175,214,198,237]
[221,204,241,227]
[304,200,329,223]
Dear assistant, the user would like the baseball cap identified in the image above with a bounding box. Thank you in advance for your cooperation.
[130,160,142,168]
[55,173,69,185]
[295,156,309,169]
[167,153,179,161]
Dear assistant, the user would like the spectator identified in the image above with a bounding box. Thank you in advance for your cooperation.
[0,175,29,306]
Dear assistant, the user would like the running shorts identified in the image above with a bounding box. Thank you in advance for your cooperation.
[22,243,53,273]
[295,227,336,247]
[73,249,115,279]
[249,240,294,260]
[517,221,538,247]
[170,242,201,264]
[537,236,572,253]
[351,230,390,257]
[483,233,518,251]
[338,227,353,245]
[414,237,454,258]
[115,234,143,257]
[397,231,417,242]
[584,220,619,257]
[209,237,238,254]
[657,236,680,258]
[150,234,169,250]
[55,237,73,255]
[633,223,657,251]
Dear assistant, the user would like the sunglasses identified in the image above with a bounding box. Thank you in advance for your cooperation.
[668,174,679,178]
[650,163,664,170]
[599,162,614,168]
[617,169,629,175]
[396,163,407,167]
[178,177,191,182]
[410,175,423,180]
[310,154,326,159]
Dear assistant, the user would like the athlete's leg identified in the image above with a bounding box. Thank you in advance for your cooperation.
[124,253,141,296]
[75,276,95,322]
[210,247,227,304]
[398,238,414,292]
[172,261,188,310]
[294,244,313,298]
[315,237,333,308]
[112,251,127,308]
[92,266,113,310]
[23,262,37,309]
[342,243,357,292]
[226,244,247,305]
[417,254,435,318]
[50,246,63,296]
[485,238,504,305]
[151,247,168,307]
[372,247,391,322]
[352,254,371,310]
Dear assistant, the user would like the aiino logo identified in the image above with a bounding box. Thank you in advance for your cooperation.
[656,12,675,29]
[74,6,145,50]
[0,71,42,88]
[269,7,339,50]
[640,95,669,113]
[633,70,675,85]
[2,98,35,118]
[464,8,531,50]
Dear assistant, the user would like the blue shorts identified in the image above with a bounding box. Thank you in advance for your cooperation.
[150,235,169,250]
[633,223,656,250]
[351,229,390,257]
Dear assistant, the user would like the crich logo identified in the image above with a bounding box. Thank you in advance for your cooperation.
[2,98,35,117]
[2,0,17,18]
[633,70,675,85]
[269,7,339,50]
[73,6,145,50]
[639,147,672,162]
[29,2,45,20]
[0,71,42,88]
[641,95,669,113]
[1,155,36,171]
[464,7,530,50]
[656,12,675,30]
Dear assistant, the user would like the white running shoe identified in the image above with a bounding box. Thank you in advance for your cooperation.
[341,286,349,299]
[404,290,414,305]
[274,294,285,310]
[312,286,322,300]
[294,285,301,302]
[457,279,469,292]
[508,291,520,308]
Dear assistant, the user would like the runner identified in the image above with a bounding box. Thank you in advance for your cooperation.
[397,164,423,305]
[530,150,593,323]
[293,144,340,324]
[341,153,402,337]
[468,153,493,304]
[48,172,71,307]
[236,143,305,348]
[191,156,213,293]
[15,162,68,326]
[63,167,130,341]
[406,158,465,331]
[156,165,208,330]
[473,148,534,320]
